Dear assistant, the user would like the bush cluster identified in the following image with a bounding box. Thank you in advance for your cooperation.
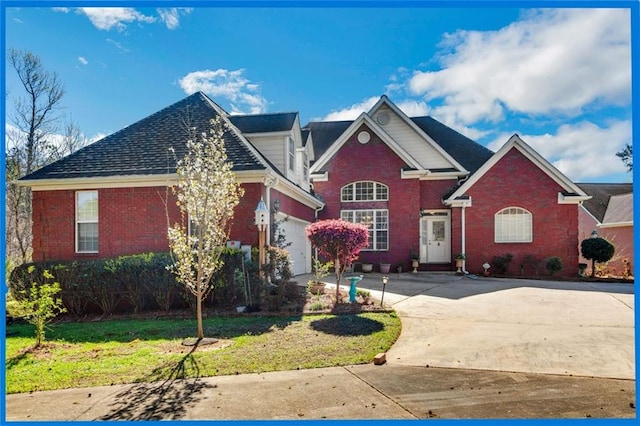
[8,250,260,316]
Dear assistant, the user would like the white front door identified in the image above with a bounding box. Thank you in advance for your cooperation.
[420,214,451,263]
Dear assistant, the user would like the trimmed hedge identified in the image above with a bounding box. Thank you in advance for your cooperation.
[8,250,260,316]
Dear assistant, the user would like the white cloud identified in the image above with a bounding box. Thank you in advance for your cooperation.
[179,69,268,114]
[157,7,192,30]
[78,56,88,65]
[321,97,380,121]
[77,7,155,31]
[406,9,630,126]
[487,119,631,181]
[52,7,69,13]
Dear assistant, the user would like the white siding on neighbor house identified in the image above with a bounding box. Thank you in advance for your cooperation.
[373,105,454,170]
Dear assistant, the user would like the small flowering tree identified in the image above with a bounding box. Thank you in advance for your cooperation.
[305,219,369,300]
[168,116,244,341]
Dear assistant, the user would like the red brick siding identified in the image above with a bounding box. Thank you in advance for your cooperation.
[272,189,316,223]
[313,124,422,267]
[461,148,580,277]
[31,182,293,261]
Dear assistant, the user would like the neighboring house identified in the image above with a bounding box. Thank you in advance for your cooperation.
[577,183,633,276]
[19,92,592,277]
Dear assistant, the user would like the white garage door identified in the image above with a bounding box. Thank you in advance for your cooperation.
[276,214,311,276]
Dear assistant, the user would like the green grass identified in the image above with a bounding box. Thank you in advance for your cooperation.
[6,312,401,394]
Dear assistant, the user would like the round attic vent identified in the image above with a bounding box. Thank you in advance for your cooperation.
[357,131,371,144]
[377,112,390,125]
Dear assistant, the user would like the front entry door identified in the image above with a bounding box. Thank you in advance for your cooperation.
[420,214,451,263]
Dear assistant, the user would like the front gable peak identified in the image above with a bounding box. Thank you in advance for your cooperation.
[310,96,469,178]
[444,134,590,205]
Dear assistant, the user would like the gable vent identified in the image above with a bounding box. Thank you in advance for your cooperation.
[377,112,390,126]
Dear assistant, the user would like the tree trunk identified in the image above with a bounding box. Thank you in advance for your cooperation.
[591,259,596,278]
[196,291,204,340]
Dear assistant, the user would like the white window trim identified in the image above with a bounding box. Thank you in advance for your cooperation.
[494,206,533,243]
[340,181,389,202]
[341,208,389,251]
[288,137,296,172]
[75,190,99,253]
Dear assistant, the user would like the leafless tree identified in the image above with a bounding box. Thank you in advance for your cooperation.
[6,49,66,266]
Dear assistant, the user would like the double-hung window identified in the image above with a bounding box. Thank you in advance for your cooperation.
[340,209,389,251]
[494,207,532,243]
[76,190,98,253]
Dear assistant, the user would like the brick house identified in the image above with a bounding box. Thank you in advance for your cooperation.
[577,183,633,276]
[308,96,590,276]
[18,92,591,276]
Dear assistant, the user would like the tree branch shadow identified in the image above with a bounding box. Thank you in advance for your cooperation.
[98,339,214,420]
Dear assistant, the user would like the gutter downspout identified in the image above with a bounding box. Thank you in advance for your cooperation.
[461,204,469,275]
[263,176,278,247]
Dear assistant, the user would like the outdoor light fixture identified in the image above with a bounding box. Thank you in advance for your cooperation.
[381,275,389,307]
[591,229,599,238]
[273,198,280,213]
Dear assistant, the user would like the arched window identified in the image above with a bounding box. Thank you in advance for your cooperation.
[341,181,388,202]
[494,207,532,243]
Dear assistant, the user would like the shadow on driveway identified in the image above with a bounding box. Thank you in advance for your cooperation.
[313,272,635,301]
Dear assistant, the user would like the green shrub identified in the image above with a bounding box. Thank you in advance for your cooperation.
[12,269,66,347]
[544,256,563,276]
[491,253,514,275]
[7,250,261,316]
[581,237,615,277]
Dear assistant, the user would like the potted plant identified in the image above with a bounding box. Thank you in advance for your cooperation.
[361,263,373,273]
[410,249,419,274]
[454,253,465,274]
[379,262,391,274]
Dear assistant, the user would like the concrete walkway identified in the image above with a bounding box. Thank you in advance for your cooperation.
[5,272,636,420]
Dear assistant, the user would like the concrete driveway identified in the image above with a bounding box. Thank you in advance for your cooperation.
[335,272,635,380]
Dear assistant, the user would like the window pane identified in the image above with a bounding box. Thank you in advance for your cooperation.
[341,185,353,201]
[355,182,374,201]
[77,191,98,221]
[78,223,98,252]
[376,184,388,201]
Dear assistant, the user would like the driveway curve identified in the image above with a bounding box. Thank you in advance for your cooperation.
[340,273,634,380]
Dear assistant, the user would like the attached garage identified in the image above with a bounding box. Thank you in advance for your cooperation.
[276,214,312,275]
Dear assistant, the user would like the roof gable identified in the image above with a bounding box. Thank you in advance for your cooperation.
[445,134,590,205]
[365,96,469,173]
[309,112,424,172]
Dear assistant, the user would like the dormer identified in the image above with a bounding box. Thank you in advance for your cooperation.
[229,112,312,189]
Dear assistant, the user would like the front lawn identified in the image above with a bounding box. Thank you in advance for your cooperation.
[5,312,401,394]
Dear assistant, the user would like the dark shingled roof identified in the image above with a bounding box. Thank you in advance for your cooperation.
[576,183,633,222]
[303,116,494,174]
[229,112,297,134]
[411,116,494,174]
[20,92,267,181]
[303,121,354,164]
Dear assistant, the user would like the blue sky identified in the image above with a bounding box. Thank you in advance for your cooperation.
[3,2,635,183]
